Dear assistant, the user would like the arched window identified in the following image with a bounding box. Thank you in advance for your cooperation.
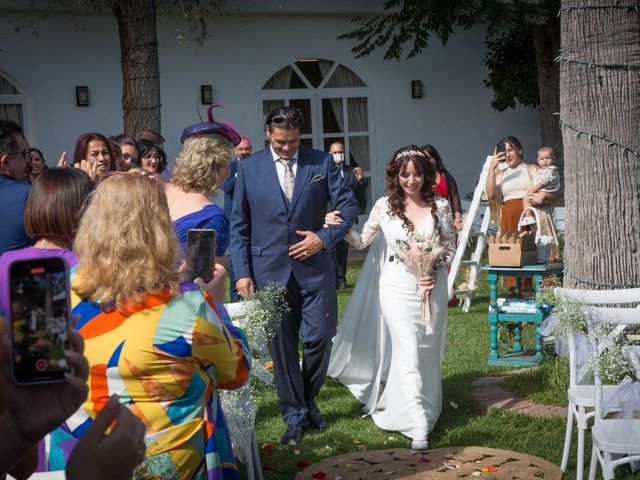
[0,73,25,126]
[261,59,373,210]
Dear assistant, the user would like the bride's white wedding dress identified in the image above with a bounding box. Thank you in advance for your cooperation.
[327,196,454,441]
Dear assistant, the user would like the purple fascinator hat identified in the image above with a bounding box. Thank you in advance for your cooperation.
[180,105,241,146]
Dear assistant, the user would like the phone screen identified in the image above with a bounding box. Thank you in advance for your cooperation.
[186,229,216,283]
[9,257,71,384]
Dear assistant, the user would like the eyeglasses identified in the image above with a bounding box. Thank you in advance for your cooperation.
[7,148,33,161]
[143,154,160,160]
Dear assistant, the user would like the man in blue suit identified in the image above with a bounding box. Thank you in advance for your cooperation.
[223,136,252,302]
[230,107,358,445]
[328,140,368,290]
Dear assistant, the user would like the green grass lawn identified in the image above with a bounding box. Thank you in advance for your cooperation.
[243,259,640,480]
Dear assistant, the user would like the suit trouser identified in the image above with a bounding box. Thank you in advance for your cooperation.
[228,259,240,303]
[271,273,337,426]
[334,239,349,283]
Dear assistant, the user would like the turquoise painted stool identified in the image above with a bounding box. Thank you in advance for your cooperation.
[481,263,563,367]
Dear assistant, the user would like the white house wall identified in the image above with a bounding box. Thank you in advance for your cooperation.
[0,5,541,201]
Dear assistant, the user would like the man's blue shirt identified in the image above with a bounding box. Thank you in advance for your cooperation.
[0,173,33,255]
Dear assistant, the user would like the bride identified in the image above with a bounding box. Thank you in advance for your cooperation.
[326,145,454,450]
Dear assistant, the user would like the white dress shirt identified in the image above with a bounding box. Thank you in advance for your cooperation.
[270,146,299,193]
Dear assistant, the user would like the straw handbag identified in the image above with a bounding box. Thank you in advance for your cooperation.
[518,207,553,264]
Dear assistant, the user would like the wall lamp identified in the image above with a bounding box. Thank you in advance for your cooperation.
[200,85,213,105]
[75,86,89,107]
[411,80,423,99]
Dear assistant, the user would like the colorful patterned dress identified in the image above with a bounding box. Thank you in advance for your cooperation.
[39,280,251,480]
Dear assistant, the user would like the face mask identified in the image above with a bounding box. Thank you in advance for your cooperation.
[332,153,344,164]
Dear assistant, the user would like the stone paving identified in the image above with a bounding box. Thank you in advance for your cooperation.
[470,375,566,418]
[296,446,562,479]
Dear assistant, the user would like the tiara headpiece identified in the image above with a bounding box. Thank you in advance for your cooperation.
[394,149,426,163]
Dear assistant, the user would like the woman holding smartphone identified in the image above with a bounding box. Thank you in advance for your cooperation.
[41,174,250,479]
[165,118,241,291]
[485,137,535,236]
[485,136,561,287]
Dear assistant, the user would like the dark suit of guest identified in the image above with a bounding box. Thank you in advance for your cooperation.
[230,145,358,428]
[222,158,238,221]
[329,163,368,288]
[223,159,240,301]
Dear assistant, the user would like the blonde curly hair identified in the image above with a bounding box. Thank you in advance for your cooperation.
[170,134,234,194]
[72,174,180,311]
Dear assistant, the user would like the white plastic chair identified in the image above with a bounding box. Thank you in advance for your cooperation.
[586,306,640,480]
[555,287,640,479]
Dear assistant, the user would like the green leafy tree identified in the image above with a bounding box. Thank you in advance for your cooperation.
[340,0,562,159]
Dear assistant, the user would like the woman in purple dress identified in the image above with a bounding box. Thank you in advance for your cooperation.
[0,167,95,314]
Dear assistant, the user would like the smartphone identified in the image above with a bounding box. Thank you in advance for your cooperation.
[8,257,72,384]
[186,229,216,283]
[496,142,506,160]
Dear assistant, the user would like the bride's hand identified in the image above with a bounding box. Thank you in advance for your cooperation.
[419,275,436,291]
[324,210,342,227]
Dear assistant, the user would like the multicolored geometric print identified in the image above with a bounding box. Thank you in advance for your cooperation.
[38,281,251,480]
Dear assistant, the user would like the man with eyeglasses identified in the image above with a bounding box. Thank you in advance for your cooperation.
[0,120,34,255]
[230,106,359,445]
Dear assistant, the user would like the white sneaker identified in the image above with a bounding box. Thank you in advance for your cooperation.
[411,439,428,450]
[519,216,536,227]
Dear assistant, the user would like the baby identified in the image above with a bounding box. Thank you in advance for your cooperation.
[520,146,560,225]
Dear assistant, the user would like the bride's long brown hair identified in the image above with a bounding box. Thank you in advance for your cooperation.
[385,145,438,232]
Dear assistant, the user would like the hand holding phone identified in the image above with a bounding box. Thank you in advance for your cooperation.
[496,142,506,161]
[9,257,73,384]
[194,263,228,301]
[186,229,216,283]
[0,326,88,441]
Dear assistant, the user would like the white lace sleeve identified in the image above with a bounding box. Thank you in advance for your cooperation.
[436,197,456,264]
[345,196,388,249]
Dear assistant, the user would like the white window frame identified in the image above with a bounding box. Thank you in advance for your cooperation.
[0,70,32,141]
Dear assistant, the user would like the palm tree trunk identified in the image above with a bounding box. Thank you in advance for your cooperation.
[531,18,563,165]
[110,0,161,135]
[560,0,640,288]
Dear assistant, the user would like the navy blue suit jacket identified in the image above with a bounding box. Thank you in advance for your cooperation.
[222,159,238,220]
[230,145,359,292]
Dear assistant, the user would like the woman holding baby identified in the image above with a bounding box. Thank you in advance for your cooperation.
[485,136,562,268]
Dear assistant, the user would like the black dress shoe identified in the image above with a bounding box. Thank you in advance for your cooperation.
[336,279,347,290]
[281,424,304,445]
[306,401,327,429]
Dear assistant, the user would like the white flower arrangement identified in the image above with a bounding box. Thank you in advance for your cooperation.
[585,320,636,384]
[536,278,588,338]
[220,283,289,464]
[238,283,289,352]
[537,280,639,384]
